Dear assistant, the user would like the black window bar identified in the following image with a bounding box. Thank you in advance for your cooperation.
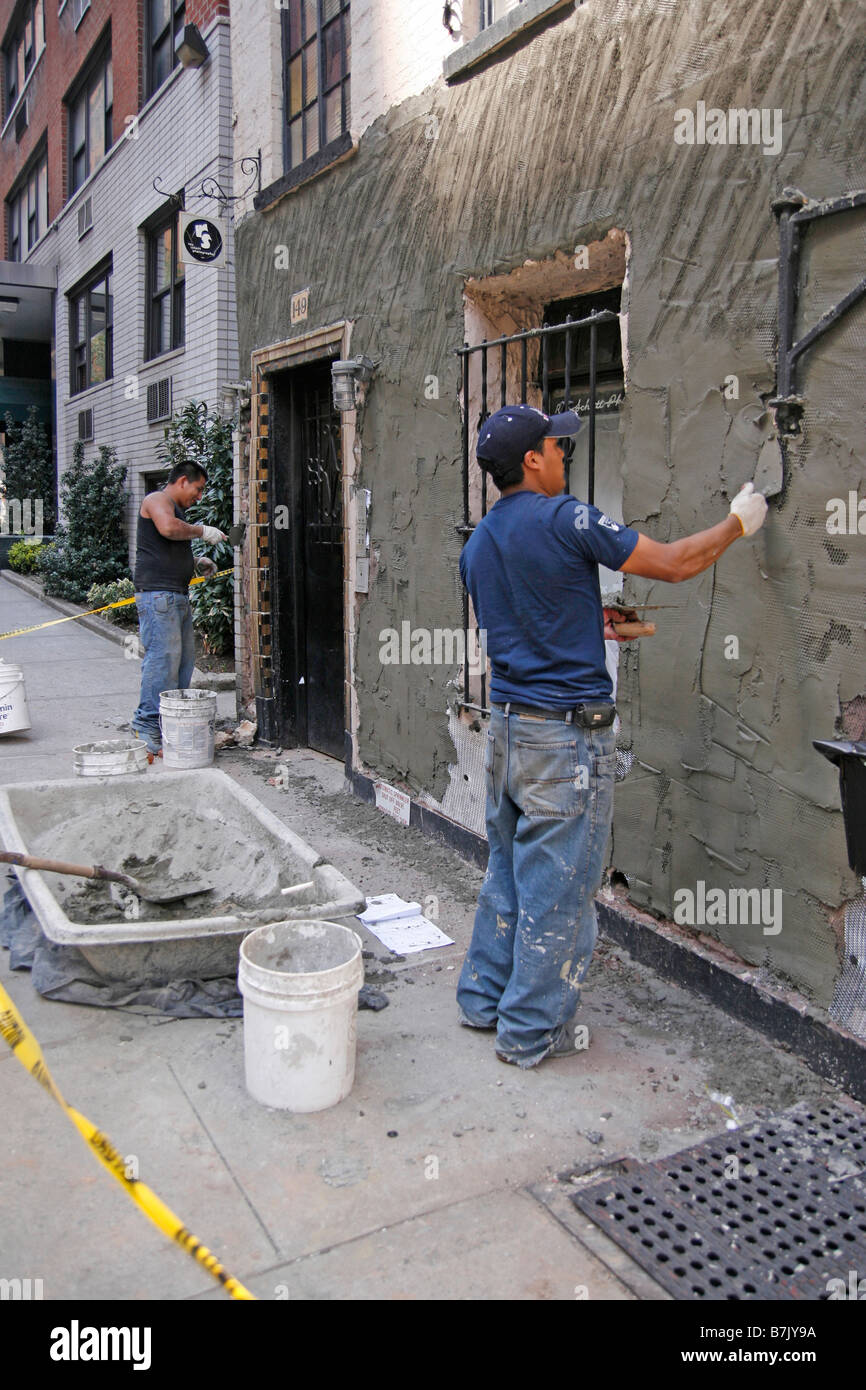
[454,308,617,714]
[771,186,866,449]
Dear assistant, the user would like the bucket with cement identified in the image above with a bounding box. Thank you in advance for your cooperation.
[73,739,149,776]
[0,662,31,735]
[238,920,364,1112]
[159,689,216,769]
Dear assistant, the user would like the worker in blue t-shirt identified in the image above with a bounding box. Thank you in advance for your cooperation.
[457,403,768,1067]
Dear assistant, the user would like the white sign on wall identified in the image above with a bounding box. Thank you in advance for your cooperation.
[180,213,227,268]
[291,288,310,324]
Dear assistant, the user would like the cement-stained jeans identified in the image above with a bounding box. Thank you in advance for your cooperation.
[456,707,616,1066]
[131,591,195,748]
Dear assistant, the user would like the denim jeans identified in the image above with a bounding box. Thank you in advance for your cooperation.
[457,707,617,1066]
[131,591,195,748]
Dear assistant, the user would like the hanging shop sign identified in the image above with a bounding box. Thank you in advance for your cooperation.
[180,213,227,267]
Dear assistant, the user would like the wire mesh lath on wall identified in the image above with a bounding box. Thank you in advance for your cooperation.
[455,309,618,714]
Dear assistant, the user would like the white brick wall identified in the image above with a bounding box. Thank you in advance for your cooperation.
[229,0,284,219]
[26,17,238,559]
[351,0,453,133]
[232,0,453,220]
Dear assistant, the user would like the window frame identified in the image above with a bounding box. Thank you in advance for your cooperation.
[3,0,45,117]
[144,207,186,362]
[68,258,113,396]
[66,35,112,196]
[6,144,48,260]
[479,0,523,29]
[145,0,185,100]
[281,0,351,176]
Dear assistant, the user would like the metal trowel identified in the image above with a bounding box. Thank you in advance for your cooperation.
[732,401,785,498]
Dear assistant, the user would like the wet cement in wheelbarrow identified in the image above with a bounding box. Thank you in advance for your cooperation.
[27,800,318,925]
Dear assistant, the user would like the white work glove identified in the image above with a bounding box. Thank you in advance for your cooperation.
[729,481,767,537]
[198,524,226,545]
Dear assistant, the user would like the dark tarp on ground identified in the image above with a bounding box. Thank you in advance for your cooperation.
[0,880,388,1016]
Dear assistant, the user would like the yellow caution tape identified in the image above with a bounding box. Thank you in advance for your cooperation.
[0,980,256,1300]
[0,568,235,641]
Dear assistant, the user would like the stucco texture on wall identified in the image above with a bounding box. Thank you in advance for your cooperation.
[235,0,866,1007]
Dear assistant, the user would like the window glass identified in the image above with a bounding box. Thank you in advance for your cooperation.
[304,104,319,158]
[324,87,341,144]
[289,118,303,168]
[323,18,342,88]
[38,161,47,236]
[156,226,172,292]
[288,55,302,116]
[151,0,171,36]
[304,39,318,104]
[89,280,107,384]
[288,0,302,51]
[88,73,105,171]
[303,0,317,40]
[322,0,341,20]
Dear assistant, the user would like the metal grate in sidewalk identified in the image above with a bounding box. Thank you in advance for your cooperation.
[570,1103,866,1300]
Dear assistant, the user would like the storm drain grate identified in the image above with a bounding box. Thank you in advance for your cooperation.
[571,1102,866,1299]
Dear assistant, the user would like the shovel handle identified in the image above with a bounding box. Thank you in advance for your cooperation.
[0,851,138,891]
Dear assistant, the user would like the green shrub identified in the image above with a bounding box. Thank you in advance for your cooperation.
[160,401,234,655]
[86,578,138,627]
[7,539,50,573]
[1,406,56,534]
[40,441,130,603]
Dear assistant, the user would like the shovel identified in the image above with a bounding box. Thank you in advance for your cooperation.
[0,851,213,905]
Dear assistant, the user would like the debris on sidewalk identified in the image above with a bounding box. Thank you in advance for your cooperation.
[358,893,454,954]
[213,718,257,752]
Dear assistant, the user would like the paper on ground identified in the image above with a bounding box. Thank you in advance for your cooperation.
[358,894,454,954]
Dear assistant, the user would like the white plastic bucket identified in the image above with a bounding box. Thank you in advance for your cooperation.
[159,688,216,769]
[0,662,31,734]
[73,739,148,776]
[238,920,364,1113]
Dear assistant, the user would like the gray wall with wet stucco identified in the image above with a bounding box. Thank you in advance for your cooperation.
[235,0,866,1007]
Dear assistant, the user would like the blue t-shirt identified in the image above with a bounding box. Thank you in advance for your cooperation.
[459,491,640,705]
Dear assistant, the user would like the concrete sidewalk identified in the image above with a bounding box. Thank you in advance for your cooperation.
[0,576,860,1301]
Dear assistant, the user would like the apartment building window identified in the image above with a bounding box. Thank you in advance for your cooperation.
[3,0,45,114]
[69,260,113,393]
[6,148,47,259]
[145,211,185,359]
[147,0,185,98]
[283,0,351,172]
[480,0,523,26]
[67,40,112,194]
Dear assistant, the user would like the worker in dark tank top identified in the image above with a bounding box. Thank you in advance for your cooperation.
[130,461,226,756]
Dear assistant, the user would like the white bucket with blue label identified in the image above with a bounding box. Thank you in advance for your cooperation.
[0,662,31,735]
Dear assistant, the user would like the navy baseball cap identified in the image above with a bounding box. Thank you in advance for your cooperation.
[476,404,583,466]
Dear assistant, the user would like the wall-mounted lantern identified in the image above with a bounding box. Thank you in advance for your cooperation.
[331,355,378,413]
[176,24,209,68]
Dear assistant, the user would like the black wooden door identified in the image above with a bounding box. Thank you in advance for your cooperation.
[271,362,345,759]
